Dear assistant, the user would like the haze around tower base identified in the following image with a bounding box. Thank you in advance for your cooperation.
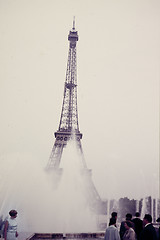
[0,139,98,233]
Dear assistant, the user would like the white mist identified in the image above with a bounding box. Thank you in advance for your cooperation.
[0,140,97,233]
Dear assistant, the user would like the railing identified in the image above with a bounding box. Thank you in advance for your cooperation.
[26,232,105,240]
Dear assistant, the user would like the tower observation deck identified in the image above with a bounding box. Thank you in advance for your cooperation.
[46,19,104,214]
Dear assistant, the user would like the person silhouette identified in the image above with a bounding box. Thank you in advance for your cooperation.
[105,218,120,240]
[3,210,18,240]
[140,214,157,240]
[122,221,136,240]
[120,213,135,239]
[132,212,143,240]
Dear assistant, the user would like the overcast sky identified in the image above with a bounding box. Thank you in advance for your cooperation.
[0,0,159,201]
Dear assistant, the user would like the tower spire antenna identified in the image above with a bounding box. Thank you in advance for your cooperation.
[73,16,75,30]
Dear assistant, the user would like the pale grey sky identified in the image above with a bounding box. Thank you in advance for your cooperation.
[0,0,159,202]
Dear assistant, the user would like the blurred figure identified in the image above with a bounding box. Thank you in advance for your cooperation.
[122,221,136,240]
[0,216,8,238]
[3,210,18,240]
[156,217,160,240]
[111,212,118,228]
[140,214,157,240]
[105,217,120,240]
[0,215,3,237]
[120,213,135,240]
[132,212,143,240]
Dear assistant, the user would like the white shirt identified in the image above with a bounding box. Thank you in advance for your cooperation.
[7,218,17,233]
[105,225,120,240]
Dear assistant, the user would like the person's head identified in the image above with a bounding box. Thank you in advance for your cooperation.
[109,217,116,226]
[135,212,140,217]
[124,220,132,230]
[143,214,152,226]
[9,210,17,218]
[111,212,117,219]
[156,217,160,223]
[126,213,132,220]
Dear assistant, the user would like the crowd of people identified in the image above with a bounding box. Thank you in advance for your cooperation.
[0,209,160,240]
[104,212,160,240]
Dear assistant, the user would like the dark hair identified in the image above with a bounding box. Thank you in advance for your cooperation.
[144,214,152,223]
[126,213,132,220]
[125,220,133,228]
[156,217,160,222]
[109,217,116,226]
[135,212,140,217]
[111,212,117,218]
[9,210,17,217]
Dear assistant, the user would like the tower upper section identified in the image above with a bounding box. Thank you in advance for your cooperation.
[68,18,78,48]
[58,18,80,135]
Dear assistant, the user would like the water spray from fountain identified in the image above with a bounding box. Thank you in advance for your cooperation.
[0,135,98,233]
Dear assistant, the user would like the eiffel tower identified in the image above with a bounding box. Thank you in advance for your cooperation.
[46,19,104,214]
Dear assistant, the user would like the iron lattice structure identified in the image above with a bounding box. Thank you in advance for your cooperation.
[47,20,104,214]
[47,20,86,170]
